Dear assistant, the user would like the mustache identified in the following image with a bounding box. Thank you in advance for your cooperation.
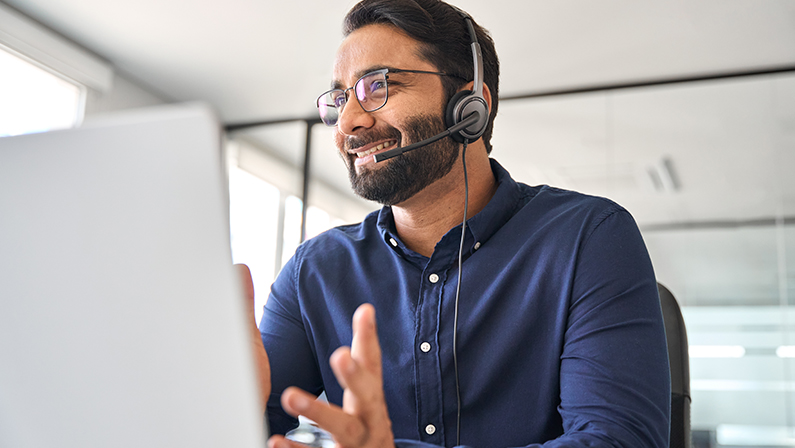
[344,127,403,151]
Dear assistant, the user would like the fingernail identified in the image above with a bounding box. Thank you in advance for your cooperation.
[291,393,310,412]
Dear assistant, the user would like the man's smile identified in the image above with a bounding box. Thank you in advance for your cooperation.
[350,139,398,166]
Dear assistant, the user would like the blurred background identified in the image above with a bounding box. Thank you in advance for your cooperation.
[1,1,794,446]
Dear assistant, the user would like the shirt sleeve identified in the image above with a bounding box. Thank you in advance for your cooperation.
[260,249,324,436]
[546,207,671,447]
[404,207,670,448]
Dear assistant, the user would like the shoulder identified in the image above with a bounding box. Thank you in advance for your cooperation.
[490,159,626,227]
[292,208,384,266]
[522,183,623,214]
[514,183,630,235]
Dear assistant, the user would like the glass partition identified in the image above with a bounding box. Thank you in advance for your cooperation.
[496,72,795,447]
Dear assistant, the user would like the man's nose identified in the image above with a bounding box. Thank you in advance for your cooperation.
[337,97,375,136]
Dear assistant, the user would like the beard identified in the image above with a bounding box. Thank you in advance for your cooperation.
[343,113,460,206]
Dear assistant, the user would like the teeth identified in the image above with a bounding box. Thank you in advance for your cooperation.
[357,141,395,158]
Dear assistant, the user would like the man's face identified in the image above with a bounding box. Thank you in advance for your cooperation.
[331,24,460,206]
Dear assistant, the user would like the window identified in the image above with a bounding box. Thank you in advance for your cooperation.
[228,137,372,324]
[281,195,347,268]
[229,166,281,325]
[0,47,83,137]
[229,166,348,325]
[281,195,303,269]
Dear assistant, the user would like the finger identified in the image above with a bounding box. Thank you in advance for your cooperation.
[235,264,261,335]
[235,263,255,303]
[235,264,270,406]
[329,346,352,390]
[350,303,382,373]
[267,435,313,448]
[280,387,367,447]
[329,347,386,411]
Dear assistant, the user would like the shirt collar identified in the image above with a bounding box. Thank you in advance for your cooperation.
[376,158,526,259]
[465,158,525,252]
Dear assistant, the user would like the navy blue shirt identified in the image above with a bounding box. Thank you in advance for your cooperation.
[261,159,670,448]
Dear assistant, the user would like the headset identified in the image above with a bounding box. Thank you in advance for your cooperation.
[372,9,488,446]
[445,11,489,143]
[372,9,489,162]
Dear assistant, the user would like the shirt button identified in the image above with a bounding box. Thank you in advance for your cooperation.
[389,238,398,247]
[474,241,481,250]
[429,273,439,283]
[420,342,431,353]
[425,424,436,435]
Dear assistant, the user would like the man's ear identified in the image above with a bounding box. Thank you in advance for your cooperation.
[444,81,491,144]
[459,81,492,114]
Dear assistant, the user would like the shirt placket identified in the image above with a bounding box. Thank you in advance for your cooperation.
[414,255,450,446]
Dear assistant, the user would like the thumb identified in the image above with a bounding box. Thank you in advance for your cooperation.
[235,263,255,304]
[235,264,258,333]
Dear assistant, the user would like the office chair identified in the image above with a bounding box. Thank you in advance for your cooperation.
[657,282,691,448]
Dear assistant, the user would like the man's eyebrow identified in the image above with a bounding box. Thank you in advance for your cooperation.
[330,65,401,90]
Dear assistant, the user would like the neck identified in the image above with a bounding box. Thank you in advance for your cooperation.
[391,142,497,258]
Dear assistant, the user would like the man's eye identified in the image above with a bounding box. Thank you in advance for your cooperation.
[333,95,346,108]
[369,79,387,91]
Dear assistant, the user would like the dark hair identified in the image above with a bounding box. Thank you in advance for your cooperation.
[343,0,500,154]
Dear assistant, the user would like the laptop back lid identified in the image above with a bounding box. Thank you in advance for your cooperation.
[0,104,267,448]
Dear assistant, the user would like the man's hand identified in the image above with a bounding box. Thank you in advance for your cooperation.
[268,303,395,448]
[236,264,271,411]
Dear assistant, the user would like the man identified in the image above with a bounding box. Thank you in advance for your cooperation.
[248,1,671,447]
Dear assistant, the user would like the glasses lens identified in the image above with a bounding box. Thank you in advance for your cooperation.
[317,90,344,126]
[355,71,388,112]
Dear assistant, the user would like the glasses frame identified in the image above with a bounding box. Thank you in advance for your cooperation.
[316,68,464,126]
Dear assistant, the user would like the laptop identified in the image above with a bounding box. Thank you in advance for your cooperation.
[0,103,268,447]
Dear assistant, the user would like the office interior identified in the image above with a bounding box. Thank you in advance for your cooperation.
[1,1,794,446]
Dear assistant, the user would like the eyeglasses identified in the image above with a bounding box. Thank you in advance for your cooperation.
[316,68,461,126]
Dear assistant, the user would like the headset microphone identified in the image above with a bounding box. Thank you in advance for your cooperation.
[371,112,480,163]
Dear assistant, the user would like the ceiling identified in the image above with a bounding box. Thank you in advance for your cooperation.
[5,0,794,120]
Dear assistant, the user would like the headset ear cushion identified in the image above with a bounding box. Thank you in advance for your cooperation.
[445,90,473,143]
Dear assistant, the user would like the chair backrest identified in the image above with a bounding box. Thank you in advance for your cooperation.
[657,283,691,448]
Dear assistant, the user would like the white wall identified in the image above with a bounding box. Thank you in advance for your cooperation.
[84,72,168,117]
